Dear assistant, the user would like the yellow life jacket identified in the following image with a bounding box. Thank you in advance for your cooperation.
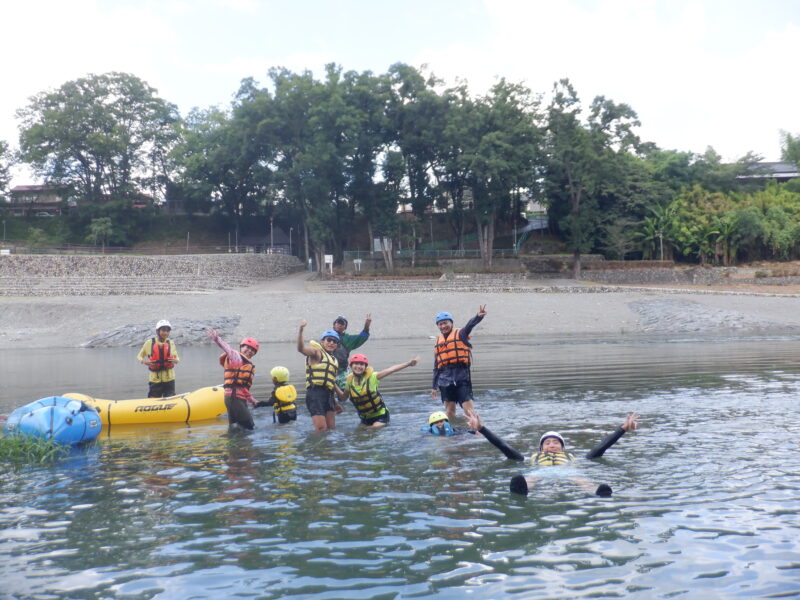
[272,383,297,413]
[532,451,575,466]
[306,340,339,390]
[346,367,386,417]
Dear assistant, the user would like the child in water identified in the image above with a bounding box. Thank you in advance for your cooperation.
[335,353,419,427]
[466,412,640,496]
[255,366,297,424]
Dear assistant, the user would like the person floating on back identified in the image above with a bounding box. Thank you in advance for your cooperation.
[466,412,640,497]
[297,320,342,431]
[331,314,372,389]
[136,319,179,398]
[335,353,419,427]
[208,328,260,431]
[431,305,486,421]
[255,366,298,424]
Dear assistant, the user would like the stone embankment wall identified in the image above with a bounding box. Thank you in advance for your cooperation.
[579,267,725,285]
[0,254,304,296]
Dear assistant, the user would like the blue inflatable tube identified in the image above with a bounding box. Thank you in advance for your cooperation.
[4,396,102,445]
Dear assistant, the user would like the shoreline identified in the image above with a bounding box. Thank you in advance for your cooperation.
[2,272,800,350]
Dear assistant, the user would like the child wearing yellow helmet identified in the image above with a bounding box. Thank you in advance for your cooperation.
[425,411,456,436]
[255,365,297,424]
[466,412,640,497]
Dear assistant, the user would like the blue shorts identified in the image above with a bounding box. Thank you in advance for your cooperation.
[439,381,473,406]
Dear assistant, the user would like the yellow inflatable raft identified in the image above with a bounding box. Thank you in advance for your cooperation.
[63,386,226,426]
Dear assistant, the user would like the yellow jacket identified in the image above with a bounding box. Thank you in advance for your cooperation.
[136,338,179,383]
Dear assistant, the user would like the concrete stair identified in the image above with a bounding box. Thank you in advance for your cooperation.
[309,275,582,294]
[0,274,257,296]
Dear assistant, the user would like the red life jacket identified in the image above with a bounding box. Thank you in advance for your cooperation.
[434,328,471,370]
[148,338,175,372]
[220,353,255,389]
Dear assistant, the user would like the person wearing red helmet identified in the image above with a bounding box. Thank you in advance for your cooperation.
[334,353,420,427]
[331,313,372,389]
[207,328,260,430]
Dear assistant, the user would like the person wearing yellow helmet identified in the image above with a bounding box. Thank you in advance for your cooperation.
[425,411,457,436]
[466,412,640,497]
[254,366,297,424]
[334,353,419,427]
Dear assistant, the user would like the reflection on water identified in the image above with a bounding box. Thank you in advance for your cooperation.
[2,335,800,598]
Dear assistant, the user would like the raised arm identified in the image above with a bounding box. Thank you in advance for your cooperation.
[207,328,240,365]
[585,413,640,460]
[467,412,525,462]
[296,320,321,360]
[376,356,419,380]
[460,304,487,340]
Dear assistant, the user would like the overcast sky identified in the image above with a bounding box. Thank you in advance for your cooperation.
[2,0,799,186]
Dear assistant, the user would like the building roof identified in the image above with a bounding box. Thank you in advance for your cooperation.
[10,184,70,193]
[737,161,800,180]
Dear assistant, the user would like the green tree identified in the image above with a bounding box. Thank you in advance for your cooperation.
[386,64,444,218]
[544,79,640,277]
[17,72,179,204]
[86,217,113,253]
[780,130,800,166]
[27,227,49,248]
[467,79,542,266]
[0,140,13,200]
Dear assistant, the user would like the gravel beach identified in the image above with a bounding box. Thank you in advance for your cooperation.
[2,272,800,350]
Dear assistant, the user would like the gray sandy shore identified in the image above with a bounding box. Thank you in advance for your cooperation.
[2,272,800,350]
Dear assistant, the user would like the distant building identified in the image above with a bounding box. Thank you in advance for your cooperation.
[238,228,291,254]
[3,185,71,216]
[737,161,800,183]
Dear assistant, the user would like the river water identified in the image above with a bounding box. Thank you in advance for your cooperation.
[1,334,799,599]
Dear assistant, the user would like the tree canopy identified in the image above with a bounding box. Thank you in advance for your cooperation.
[9,66,800,268]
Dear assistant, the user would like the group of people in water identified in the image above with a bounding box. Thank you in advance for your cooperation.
[138,307,640,496]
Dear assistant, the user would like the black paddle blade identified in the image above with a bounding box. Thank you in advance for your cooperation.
[595,484,612,497]
[510,475,529,495]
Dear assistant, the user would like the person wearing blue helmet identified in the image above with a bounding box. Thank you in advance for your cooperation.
[331,314,372,389]
[297,320,342,431]
[431,305,487,421]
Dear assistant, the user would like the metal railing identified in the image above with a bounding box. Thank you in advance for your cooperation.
[0,243,294,256]
[344,248,518,261]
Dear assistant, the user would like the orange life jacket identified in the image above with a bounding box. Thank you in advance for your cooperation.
[434,328,471,370]
[220,353,255,389]
[148,338,175,372]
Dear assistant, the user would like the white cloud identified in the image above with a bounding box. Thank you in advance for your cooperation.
[420,0,800,160]
[3,0,799,190]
